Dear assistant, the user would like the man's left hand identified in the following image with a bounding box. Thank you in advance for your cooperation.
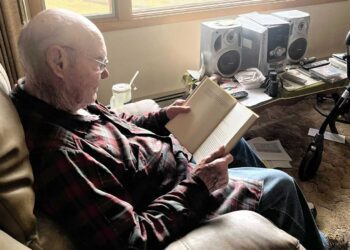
[165,99,190,120]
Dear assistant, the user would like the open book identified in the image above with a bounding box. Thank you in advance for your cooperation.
[166,77,259,162]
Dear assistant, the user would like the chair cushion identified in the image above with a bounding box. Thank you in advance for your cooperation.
[165,210,305,250]
[0,88,41,249]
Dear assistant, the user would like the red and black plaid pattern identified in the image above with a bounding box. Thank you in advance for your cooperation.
[11,85,262,250]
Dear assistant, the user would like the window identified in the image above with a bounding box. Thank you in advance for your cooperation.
[132,0,219,12]
[41,0,114,17]
[27,0,345,31]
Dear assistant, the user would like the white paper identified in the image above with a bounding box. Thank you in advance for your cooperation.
[248,137,292,169]
[231,86,273,107]
[264,160,292,169]
[247,136,266,143]
[248,138,292,161]
[187,70,201,80]
[308,128,346,144]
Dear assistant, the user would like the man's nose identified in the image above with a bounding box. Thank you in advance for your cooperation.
[101,68,109,79]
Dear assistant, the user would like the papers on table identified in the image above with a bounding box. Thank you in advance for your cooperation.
[186,69,273,108]
[221,83,273,107]
[237,87,273,107]
[248,137,292,169]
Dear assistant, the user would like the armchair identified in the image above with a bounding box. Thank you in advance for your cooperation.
[0,63,304,249]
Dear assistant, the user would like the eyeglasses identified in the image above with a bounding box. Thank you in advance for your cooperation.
[61,45,108,72]
[94,57,109,72]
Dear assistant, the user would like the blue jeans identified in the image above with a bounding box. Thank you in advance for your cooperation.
[229,139,327,250]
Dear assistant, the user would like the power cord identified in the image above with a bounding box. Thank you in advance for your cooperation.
[313,94,350,124]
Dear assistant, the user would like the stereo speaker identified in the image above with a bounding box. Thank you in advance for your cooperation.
[200,19,242,77]
[238,12,290,75]
[272,10,310,63]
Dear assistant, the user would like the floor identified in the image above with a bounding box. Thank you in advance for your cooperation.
[246,93,350,250]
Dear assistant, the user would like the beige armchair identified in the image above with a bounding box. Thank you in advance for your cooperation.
[0,63,304,249]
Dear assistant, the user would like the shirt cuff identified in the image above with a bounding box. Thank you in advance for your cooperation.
[158,108,170,125]
[178,174,210,216]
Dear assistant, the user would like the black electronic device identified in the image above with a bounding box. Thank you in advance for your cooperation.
[262,71,279,97]
[232,91,248,99]
[301,59,329,70]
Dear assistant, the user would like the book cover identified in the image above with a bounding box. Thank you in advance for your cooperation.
[165,77,259,162]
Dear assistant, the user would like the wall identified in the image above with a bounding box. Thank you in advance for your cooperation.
[98,1,350,105]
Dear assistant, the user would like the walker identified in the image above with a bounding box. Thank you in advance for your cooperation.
[298,31,350,181]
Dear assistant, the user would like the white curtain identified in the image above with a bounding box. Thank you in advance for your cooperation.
[0,0,26,86]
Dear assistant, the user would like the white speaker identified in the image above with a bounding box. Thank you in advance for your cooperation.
[272,10,310,63]
[238,12,290,75]
[200,19,242,77]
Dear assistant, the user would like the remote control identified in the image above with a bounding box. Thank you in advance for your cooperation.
[300,57,317,66]
[281,72,307,85]
[302,60,329,70]
[232,91,248,99]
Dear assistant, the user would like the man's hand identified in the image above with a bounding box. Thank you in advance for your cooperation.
[193,146,233,193]
[165,99,190,120]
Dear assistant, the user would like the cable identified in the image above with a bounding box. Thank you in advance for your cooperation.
[313,103,350,125]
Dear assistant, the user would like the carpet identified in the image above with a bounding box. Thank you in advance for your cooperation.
[245,94,350,250]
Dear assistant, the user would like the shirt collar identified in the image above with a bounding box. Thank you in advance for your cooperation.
[12,82,100,125]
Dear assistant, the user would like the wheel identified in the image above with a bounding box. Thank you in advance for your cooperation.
[299,143,323,181]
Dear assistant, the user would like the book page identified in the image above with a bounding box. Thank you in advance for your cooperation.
[193,103,258,162]
[166,77,236,153]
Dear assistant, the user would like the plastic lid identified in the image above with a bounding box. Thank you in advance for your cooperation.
[112,83,130,93]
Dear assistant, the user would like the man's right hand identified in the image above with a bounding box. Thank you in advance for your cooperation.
[193,146,233,193]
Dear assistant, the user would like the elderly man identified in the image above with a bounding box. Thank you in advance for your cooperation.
[11,9,327,250]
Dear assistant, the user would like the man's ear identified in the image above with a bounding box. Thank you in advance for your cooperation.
[46,45,68,79]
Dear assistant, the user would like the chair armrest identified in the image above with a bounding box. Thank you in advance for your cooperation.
[112,99,160,115]
[15,208,305,249]
[166,210,305,250]
[0,230,30,250]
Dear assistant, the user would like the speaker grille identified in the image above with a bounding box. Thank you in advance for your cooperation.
[217,50,240,76]
[288,38,307,61]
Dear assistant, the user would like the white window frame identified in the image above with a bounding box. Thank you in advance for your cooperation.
[28,0,346,32]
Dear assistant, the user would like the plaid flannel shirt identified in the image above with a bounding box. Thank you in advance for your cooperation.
[11,85,262,250]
